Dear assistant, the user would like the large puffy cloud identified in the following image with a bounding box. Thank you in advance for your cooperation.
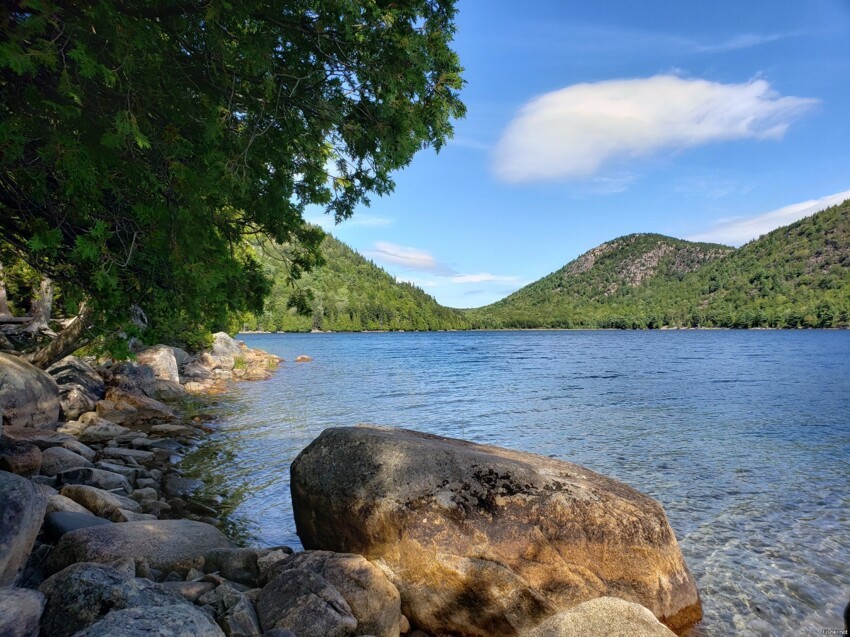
[493,75,817,183]
[688,189,850,246]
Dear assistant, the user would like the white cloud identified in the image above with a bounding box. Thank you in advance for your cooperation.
[493,75,817,183]
[365,242,453,274]
[688,189,850,246]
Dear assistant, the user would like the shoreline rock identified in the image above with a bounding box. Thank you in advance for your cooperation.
[290,425,702,635]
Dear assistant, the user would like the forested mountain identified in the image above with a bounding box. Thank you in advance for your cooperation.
[242,235,469,332]
[467,198,850,329]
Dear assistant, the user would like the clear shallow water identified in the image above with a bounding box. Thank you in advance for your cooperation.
[185,330,850,636]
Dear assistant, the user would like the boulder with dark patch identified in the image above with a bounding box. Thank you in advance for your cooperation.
[0,470,47,585]
[291,426,702,636]
[0,353,60,430]
[136,346,180,383]
[108,361,157,397]
[70,604,225,637]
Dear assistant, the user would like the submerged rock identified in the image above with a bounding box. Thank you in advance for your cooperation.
[0,470,47,585]
[291,426,702,636]
[521,597,677,637]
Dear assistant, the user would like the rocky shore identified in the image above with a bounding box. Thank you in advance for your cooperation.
[0,334,702,637]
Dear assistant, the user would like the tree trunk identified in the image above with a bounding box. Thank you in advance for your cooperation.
[0,262,11,318]
[24,277,54,333]
[27,301,94,369]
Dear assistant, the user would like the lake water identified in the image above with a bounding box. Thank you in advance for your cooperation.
[183,330,850,636]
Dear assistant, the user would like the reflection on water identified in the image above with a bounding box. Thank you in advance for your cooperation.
[181,330,850,636]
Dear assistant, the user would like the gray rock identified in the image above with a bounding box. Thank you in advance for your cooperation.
[154,379,187,401]
[62,439,96,462]
[137,346,180,383]
[45,494,91,515]
[219,594,261,637]
[161,580,216,603]
[272,551,401,637]
[108,361,157,398]
[42,511,111,541]
[56,467,132,493]
[97,387,177,426]
[97,446,155,465]
[0,353,60,429]
[256,569,357,637]
[40,447,93,476]
[211,332,243,357]
[164,474,203,497]
[290,426,702,636]
[77,418,131,444]
[0,586,45,637]
[47,356,106,420]
[48,519,231,576]
[129,487,159,503]
[204,548,273,587]
[93,461,139,482]
[59,484,140,520]
[0,427,74,450]
[112,509,157,522]
[39,561,191,637]
[0,470,47,585]
[0,438,42,476]
[521,597,677,637]
[70,604,225,637]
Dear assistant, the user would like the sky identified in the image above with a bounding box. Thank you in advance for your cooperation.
[307,0,850,308]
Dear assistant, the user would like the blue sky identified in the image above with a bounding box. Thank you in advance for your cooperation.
[308,0,850,308]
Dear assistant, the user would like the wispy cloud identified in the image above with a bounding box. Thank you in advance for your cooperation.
[493,75,817,183]
[696,32,806,54]
[366,241,452,274]
[688,189,850,246]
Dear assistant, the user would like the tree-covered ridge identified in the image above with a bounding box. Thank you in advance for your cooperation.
[467,199,850,329]
[244,234,469,332]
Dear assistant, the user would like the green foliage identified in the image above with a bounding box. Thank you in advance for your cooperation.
[246,232,469,332]
[0,1,464,349]
[467,200,850,330]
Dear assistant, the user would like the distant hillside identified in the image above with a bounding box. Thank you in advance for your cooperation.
[466,199,850,329]
[243,234,469,332]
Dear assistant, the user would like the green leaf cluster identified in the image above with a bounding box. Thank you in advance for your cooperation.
[0,1,464,349]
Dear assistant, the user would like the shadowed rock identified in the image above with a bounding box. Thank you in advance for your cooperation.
[0,470,47,585]
[521,597,677,637]
[40,446,93,476]
[0,353,60,430]
[291,426,702,636]
[0,586,45,637]
[46,356,105,420]
[48,519,231,576]
[0,438,42,476]
[71,604,225,637]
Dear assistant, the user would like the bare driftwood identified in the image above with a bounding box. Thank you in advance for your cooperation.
[27,301,94,369]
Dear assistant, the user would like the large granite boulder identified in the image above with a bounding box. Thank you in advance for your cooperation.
[269,551,401,637]
[0,586,46,637]
[291,426,702,636]
[96,387,177,426]
[0,470,47,585]
[39,560,189,637]
[0,353,60,430]
[46,356,105,420]
[48,519,231,575]
[211,332,243,357]
[137,346,180,383]
[521,597,676,637]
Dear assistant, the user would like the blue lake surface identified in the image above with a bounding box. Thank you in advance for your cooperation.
[186,330,850,636]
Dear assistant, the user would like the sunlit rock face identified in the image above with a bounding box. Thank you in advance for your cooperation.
[291,425,702,636]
